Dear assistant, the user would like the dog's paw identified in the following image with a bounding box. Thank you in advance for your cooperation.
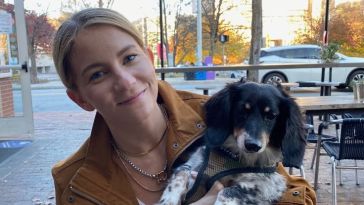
[158,169,191,205]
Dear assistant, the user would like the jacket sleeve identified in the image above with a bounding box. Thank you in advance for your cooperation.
[276,163,317,205]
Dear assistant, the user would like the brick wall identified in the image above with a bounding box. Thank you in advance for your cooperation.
[0,77,14,117]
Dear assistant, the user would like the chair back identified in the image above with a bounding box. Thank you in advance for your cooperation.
[339,118,364,160]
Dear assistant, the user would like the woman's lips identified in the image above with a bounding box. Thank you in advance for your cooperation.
[118,89,146,105]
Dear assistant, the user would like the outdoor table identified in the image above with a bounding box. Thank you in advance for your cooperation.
[195,85,216,95]
[297,81,340,96]
[295,95,364,115]
[295,95,364,190]
[280,82,299,91]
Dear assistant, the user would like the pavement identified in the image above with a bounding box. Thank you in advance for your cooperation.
[2,115,364,204]
[0,111,94,205]
[1,75,364,204]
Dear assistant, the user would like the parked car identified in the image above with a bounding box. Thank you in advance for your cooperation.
[253,45,364,88]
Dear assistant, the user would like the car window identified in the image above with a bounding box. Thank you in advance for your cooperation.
[263,48,321,59]
[308,48,321,59]
[260,46,322,60]
[261,51,269,57]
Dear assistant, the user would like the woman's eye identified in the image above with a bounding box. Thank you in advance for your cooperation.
[89,71,106,82]
[123,54,137,64]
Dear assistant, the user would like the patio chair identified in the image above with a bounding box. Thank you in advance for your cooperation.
[286,119,337,179]
[321,118,364,205]
[306,114,340,170]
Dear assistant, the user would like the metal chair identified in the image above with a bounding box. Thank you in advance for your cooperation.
[306,114,339,170]
[321,118,364,205]
[286,120,337,179]
[287,164,306,179]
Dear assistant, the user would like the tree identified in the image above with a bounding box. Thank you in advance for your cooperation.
[62,0,114,12]
[214,29,250,64]
[26,11,56,83]
[247,0,262,82]
[170,14,197,65]
[329,1,364,56]
[2,3,56,83]
[168,0,249,66]
[201,0,236,57]
[294,1,364,56]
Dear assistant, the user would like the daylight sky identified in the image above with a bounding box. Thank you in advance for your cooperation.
[5,0,360,23]
[21,0,160,20]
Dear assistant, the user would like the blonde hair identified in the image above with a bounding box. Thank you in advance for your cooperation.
[52,8,144,89]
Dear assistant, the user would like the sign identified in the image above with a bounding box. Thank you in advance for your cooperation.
[0,12,13,34]
[156,43,167,60]
[219,35,229,43]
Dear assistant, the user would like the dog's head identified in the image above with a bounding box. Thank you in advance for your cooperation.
[204,80,306,168]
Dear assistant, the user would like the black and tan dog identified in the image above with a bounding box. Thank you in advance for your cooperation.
[159,80,306,205]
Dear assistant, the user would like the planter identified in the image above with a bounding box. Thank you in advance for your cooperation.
[353,83,364,100]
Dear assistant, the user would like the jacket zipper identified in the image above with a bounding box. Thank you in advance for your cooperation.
[69,185,104,205]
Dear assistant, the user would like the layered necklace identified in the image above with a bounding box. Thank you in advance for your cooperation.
[113,104,169,192]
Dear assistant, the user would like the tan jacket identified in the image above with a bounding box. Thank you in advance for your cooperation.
[52,81,316,205]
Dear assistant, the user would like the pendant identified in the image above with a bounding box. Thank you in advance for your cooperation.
[156,171,167,183]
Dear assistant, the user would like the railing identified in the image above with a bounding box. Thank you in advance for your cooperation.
[155,62,364,73]
[0,63,28,72]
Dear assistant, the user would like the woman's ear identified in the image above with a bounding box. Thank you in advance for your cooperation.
[66,89,95,111]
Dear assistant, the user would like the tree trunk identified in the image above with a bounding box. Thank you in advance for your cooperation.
[98,0,103,8]
[247,0,262,82]
[29,45,38,84]
[162,0,170,66]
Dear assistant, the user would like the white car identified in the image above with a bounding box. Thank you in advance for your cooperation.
[256,45,364,88]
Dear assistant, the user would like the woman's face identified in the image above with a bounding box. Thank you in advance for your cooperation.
[67,24,158,122]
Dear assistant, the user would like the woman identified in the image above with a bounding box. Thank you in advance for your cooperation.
[52,8,316,205]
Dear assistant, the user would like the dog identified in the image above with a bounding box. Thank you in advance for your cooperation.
[158,80,306,205]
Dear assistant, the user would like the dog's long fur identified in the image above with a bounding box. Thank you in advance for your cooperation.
[159,80,306,205]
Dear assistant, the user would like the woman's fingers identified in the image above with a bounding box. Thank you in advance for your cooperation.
[191,171,198,178]
[206,180,224,196]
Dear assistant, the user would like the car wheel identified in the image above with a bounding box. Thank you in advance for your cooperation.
[263,72,287,84]
[348,70,364,88]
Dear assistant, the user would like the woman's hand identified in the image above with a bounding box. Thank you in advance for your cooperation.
[189,171,224,205]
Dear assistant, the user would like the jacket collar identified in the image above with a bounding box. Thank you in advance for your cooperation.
[69,81,206,203]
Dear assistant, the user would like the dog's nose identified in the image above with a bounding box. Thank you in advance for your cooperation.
[244,139,262,152]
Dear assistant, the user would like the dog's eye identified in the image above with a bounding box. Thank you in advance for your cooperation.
[265,112,278,120]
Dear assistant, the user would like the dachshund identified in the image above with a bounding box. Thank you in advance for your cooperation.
[158,80,306,205]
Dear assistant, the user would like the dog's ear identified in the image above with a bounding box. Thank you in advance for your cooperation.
[278,97,306,168]
[204,85,233,147]
[281,98,306,168]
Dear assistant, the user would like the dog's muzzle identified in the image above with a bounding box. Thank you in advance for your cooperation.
[244,138,262,152]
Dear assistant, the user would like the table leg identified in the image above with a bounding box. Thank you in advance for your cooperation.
[314,134,322,190]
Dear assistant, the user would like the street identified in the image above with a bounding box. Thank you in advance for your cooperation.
[12,77,354,113]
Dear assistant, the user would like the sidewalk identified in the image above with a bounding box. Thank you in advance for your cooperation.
[1,112,364,204]
[0,111,94,205]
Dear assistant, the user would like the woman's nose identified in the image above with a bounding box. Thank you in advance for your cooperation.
[112,68,136,91]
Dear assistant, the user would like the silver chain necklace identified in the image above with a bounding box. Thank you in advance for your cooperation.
[112,104,168,183]
[114,146,168,183]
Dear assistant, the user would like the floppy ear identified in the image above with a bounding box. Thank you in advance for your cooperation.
[279,98,307,168]
[204,86,233,147]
